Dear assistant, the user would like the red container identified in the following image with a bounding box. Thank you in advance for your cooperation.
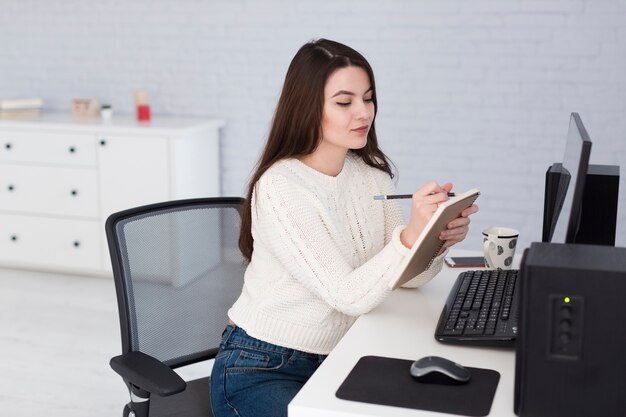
[137,104,151,122]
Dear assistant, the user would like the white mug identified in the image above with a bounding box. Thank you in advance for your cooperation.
[482,227,519,270]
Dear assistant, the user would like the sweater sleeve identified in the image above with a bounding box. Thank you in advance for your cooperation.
[252,173,404,317]
[377,174,408,247]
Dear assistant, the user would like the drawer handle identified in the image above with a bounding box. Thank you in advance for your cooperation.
[4,143,11,150]
[10,235,18,242]
[69,146,76,153]
[73,240,81,248]
[99,139,107,146]
[7,184,15,192]
[70,189,79,197]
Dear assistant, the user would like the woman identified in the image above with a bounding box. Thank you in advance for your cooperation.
[210,38,478,417]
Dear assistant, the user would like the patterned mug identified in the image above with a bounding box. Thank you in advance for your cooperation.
[482,227,519,270]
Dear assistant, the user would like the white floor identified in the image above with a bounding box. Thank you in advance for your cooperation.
[0,267,209,417]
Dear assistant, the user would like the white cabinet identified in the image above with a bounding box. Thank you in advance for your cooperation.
[0,113,224,275]
[98,133,170,217]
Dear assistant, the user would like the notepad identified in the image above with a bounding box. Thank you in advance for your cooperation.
[389,188,480,290]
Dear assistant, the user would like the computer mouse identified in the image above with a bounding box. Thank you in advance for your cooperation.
[410,356,471,384]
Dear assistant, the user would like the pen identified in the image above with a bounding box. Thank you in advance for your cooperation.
[373,192,456,200]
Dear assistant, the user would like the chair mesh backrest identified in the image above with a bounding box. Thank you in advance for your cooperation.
[112,200,245,367]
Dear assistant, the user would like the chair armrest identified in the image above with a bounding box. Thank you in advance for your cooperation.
[110,351,186,396]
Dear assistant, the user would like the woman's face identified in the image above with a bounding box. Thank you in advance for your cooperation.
[320,66,375,152]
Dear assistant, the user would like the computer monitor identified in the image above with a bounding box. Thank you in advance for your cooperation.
[545,113,592,244]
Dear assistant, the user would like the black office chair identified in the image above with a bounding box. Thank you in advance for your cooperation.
[106,197,246,417]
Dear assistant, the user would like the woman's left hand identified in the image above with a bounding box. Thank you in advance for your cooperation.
[439,203,479,249]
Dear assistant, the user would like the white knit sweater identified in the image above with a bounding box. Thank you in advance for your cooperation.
[228,153,446,354]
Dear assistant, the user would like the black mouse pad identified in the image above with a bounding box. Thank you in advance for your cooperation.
[335,355,500,416]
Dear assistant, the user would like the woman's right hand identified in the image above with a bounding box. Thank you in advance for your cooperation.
[400,181,453,249]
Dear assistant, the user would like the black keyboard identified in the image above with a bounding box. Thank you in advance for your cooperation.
[435,269,520,347]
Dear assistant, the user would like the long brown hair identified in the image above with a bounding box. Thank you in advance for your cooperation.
[239,38,394,261]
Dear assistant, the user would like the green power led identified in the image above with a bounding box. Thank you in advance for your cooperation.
[564,297,571,303]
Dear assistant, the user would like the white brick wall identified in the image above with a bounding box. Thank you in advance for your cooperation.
[1,0,625,250]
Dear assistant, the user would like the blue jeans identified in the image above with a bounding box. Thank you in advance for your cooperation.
[210,325,326,417]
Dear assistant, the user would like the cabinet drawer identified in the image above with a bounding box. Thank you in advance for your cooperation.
[98,133,170,215]
[0,130,97,167]
[0,165,99,218]
[0,214,102,270]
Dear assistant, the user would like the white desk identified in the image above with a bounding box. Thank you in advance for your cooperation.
[289,250,520,417]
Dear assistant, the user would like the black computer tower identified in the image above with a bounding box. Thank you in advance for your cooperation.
[514,242,626,417]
